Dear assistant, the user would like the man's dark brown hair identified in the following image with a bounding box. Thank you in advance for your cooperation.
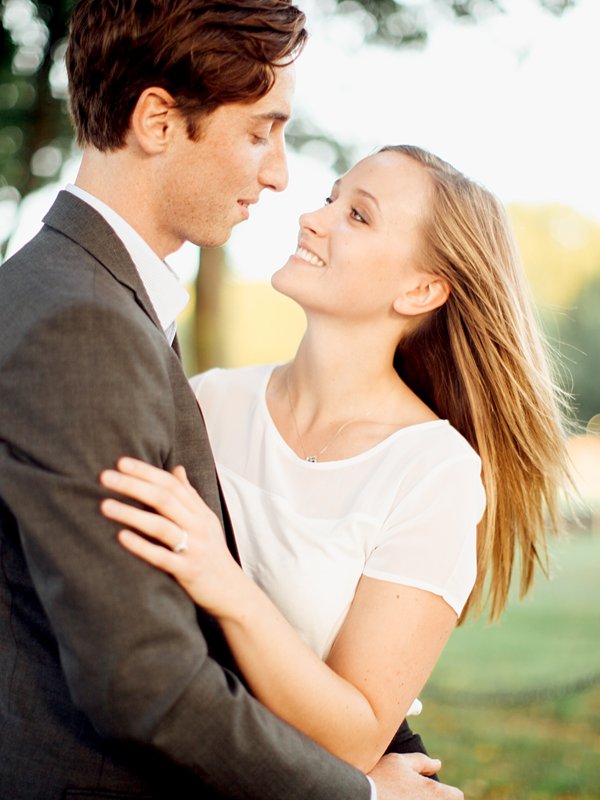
[66,0,307,151]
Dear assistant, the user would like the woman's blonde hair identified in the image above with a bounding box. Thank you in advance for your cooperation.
[382,145,571,622]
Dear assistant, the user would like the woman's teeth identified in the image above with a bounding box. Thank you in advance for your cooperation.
[296,246,326,267]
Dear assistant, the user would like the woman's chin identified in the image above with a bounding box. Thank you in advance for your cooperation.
[270,262,297,297]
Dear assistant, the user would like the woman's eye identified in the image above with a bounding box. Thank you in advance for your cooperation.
[324,196,333,205]
[351,208,367,223]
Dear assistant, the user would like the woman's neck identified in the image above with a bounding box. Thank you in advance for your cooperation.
[287,324,400,425]
[267,315,438,463]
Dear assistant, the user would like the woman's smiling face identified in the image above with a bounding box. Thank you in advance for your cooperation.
[272,150,434,322]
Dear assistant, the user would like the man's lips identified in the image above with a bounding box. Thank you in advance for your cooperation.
[237,200,253,220]
[237,198,258,218]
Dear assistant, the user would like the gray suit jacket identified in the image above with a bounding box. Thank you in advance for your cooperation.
[0,192,370,800]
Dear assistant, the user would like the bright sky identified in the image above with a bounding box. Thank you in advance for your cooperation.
[6,0,599,284]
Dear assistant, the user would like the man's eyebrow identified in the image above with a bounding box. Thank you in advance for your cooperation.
[331,178,381,211]
[251,111,290,123]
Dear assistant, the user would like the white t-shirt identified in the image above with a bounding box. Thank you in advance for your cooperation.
[192,364,485,710]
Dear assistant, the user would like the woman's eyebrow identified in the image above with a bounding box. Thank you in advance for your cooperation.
[331,178,380,211]
[356,188,380,211]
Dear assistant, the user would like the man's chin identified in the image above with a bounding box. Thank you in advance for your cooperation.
[190,229,234,250]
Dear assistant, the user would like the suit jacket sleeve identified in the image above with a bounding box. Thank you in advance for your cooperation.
[0,301,370,800]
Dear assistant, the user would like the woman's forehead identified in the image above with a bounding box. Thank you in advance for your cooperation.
[341,152,432,222]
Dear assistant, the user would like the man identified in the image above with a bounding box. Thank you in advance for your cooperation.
[0,2,463,798]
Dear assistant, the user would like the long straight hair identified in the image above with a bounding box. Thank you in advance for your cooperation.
[383,145,572,621]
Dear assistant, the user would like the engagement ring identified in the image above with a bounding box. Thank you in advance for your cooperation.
[173,529,189,554]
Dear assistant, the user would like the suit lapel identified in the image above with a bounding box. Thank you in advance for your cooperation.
[43,191,241,566]
[217,477,240,564]
[43,191,163,334]
[171,333,182,360]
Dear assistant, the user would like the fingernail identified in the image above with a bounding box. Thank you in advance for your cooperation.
[101,470,120,484]
[118,457,134,469]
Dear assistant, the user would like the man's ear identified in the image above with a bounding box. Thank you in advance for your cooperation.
[393,274,451,316]
[129,87,178,154]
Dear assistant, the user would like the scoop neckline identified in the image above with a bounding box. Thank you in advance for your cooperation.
[259,364,448,469]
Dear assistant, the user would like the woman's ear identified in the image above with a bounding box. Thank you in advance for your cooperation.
[129,87,178,155]
[393,274,451,316]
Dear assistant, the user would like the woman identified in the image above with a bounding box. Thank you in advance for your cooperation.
[100,145,570,772]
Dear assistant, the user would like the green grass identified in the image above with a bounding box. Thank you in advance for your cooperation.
[414,533,600,799]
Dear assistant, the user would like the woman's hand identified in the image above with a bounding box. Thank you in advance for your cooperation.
[100,457,250,618]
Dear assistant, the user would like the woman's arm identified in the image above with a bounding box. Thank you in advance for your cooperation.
[100,458,457,772]
[220,575,455,771]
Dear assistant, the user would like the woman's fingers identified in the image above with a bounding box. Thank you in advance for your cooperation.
[103,463,245,618]
[100,459,226,552]
[101,498,185,550]
[110,458,201,515]
[100,468,185,521]
[173,464,192,488]
[117,457,175,485]
[118,529,182,576]
[118,458,198,506]
[100,471,204,529]
[99,459,241,617]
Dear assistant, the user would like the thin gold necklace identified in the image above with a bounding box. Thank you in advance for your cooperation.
[285,370,380,463]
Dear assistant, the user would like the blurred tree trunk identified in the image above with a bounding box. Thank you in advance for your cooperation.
[193,246,227,372]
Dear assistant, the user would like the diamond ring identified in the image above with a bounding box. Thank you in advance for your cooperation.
[173,529,189,554]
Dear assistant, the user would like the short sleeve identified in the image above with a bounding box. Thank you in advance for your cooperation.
[363,454,485,615]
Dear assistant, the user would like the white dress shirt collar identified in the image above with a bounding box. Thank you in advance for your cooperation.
[65,184,189,338]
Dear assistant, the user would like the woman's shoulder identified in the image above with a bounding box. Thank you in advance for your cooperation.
[367,421,484,616]
[389,418,480,472]
[189,364,277,458]
[190,363,275,400]
[382,420,485,517]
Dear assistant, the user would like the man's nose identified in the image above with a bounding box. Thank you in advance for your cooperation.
[259,136,289,193]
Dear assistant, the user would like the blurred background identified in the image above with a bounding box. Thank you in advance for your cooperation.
[1,1,599,796]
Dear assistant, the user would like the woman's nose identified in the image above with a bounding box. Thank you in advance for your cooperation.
[299,205,328,236]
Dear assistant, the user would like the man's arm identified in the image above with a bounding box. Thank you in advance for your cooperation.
[0,302,371,800]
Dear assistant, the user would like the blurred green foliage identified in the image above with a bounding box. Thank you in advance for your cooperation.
[417,534,600,799]
[0,0,74,213]
[556,276,600,425]
[509,204,600,427]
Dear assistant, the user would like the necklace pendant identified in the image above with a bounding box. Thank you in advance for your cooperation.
[306,455,318,463]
